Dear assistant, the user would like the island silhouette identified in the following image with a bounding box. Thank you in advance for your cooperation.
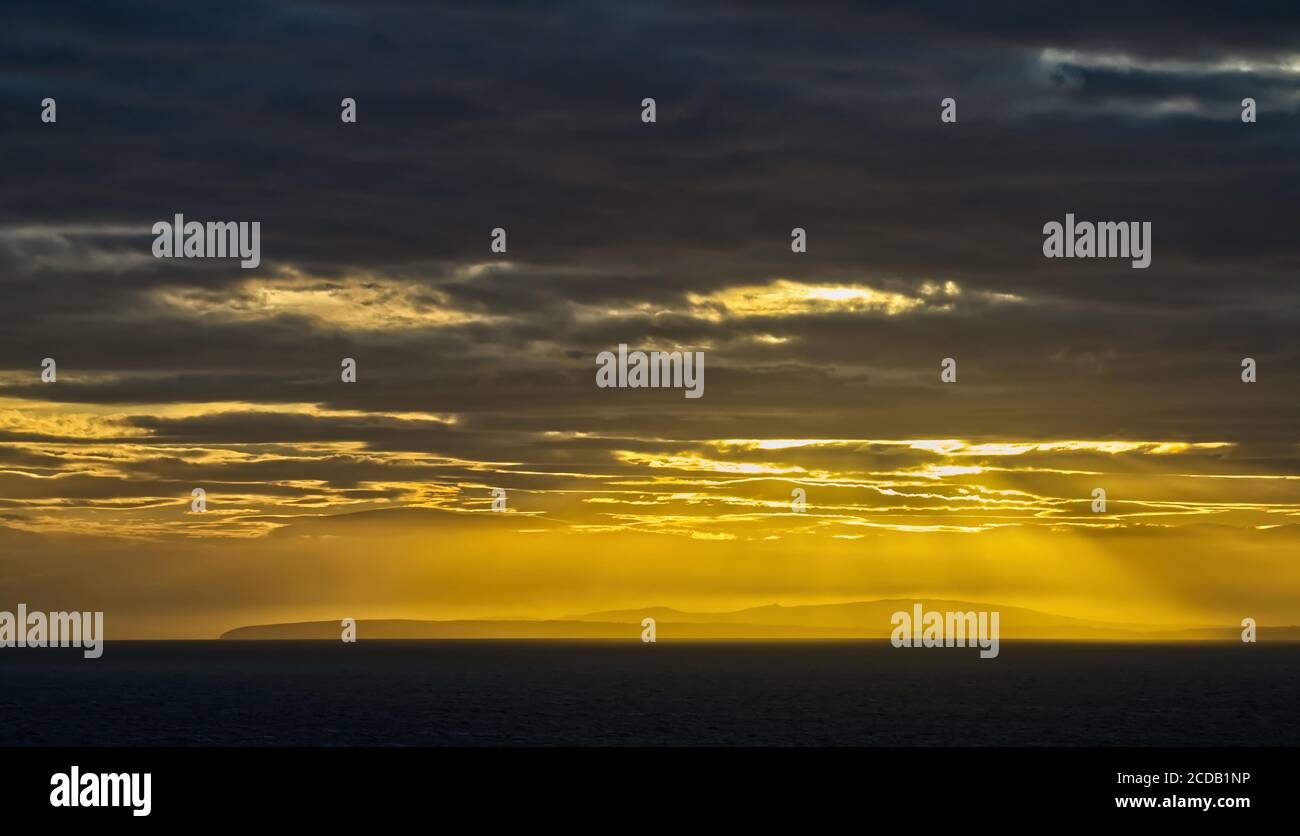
[219,599,1299,641]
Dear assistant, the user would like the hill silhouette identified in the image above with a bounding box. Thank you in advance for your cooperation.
[219,599,1300,641]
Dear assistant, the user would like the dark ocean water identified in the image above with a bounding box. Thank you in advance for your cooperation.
[0,641,1295,746]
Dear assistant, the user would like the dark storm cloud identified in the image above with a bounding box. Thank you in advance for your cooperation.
[2,0,1297,265]
[0,0,1296,450]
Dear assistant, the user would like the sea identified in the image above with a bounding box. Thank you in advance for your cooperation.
[1,640,1296,746]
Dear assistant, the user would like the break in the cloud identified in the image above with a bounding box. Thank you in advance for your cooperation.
[0,1,1297,636]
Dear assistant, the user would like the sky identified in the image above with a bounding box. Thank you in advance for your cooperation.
[0,1,1297,637]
